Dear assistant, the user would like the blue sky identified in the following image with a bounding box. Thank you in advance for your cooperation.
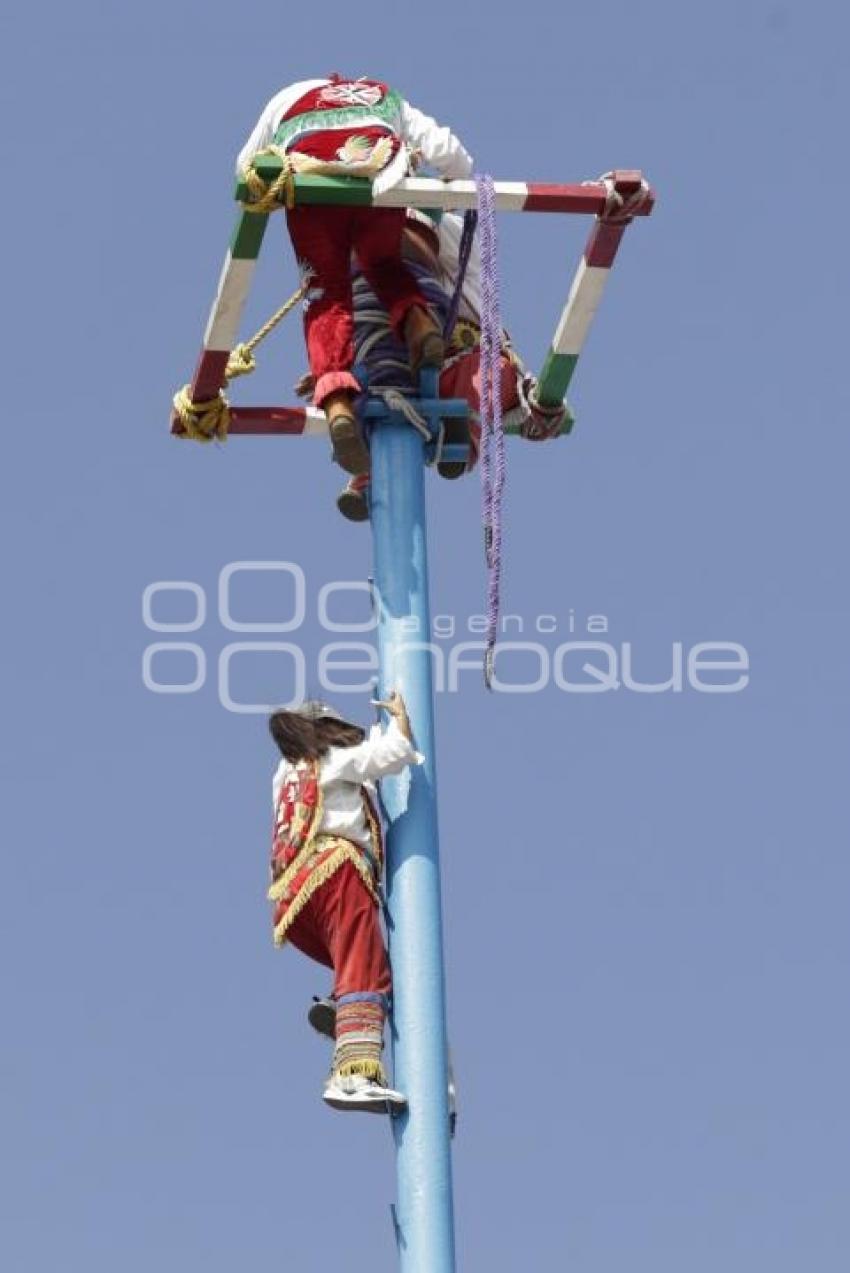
[2,1,848,1269]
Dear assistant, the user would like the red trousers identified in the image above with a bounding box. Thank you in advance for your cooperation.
[286,860,391,1001]
[286,205,429,407]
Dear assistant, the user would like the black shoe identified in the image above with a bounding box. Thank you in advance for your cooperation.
[336,485,370,522]
[308,995,337,1039]
[437,416,471,479]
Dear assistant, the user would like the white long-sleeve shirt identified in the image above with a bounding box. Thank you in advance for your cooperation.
[236,78,473,193]
[236,79,328,175]
[272,717,424,851]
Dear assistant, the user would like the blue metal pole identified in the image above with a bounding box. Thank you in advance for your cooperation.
[370,419,455,1273]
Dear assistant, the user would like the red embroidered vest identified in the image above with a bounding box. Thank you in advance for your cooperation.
[272,78,403,171]
[281,78,394,120]
[267,759,384,948]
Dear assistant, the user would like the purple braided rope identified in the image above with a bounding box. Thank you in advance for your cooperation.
[442,209,478,341]
[476,174,506,689]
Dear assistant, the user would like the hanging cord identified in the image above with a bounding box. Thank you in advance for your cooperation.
[372,389,432,441]
[442,209,478,341]
[173,274,312,443]
[476,174,506,689]
[225,275,313,381]
[370,387,447,468]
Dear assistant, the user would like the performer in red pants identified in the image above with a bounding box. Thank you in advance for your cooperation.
[268,691,422,1113]
[333,210,569,521]
[286,204,437,411]
[238,75,474,475]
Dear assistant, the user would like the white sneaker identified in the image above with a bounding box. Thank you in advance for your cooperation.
[322,1073,407,1115]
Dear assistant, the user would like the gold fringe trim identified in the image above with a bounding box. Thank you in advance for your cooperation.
[334,1058,386,1084]
[288,135,394,180]
[269,769,383,905]
[272,841,379,947]
[268,764,324,902]
[242,138,395,213]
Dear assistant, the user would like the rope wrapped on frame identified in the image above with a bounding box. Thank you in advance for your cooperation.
[173,274,312,443]
[586,170,653,225]
[239,137,396,213]
[241,146,298,212]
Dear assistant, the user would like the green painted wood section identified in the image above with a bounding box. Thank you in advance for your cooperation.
[536,349,578,407]
[230,210,270,259]
[229,164,576,438]
[234,169,374,208]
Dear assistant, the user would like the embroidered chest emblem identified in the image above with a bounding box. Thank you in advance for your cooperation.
[319,82,384,108]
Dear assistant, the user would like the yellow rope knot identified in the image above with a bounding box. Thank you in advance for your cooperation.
[174,274,312,444]
[241,146,296,212]
[224,343,256,380]
[226,273,313,378]
[172,385,230,443]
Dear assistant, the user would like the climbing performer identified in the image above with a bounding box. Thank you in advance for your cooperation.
[267,690,422,1113]
[328,209,569,521]
[237,75,474,476]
